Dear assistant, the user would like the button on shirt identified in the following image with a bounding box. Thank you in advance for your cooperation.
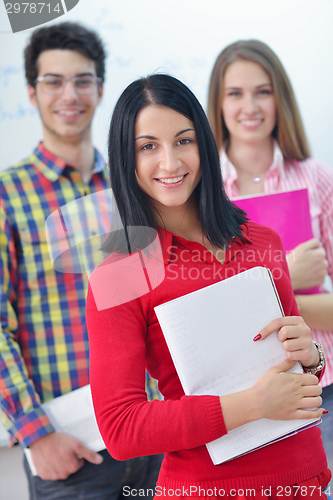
[221,142,333,387]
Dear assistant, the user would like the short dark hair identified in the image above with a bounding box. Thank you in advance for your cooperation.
[103,74,246,254]
[24,22,106,86]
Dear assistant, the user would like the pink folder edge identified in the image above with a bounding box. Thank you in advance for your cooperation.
[232,188,321,295]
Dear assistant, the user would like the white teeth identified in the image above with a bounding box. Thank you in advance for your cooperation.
[58,111,80,116]
[158,175,185,184]
[240,119,262,126]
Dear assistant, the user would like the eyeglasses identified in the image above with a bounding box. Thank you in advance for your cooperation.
[35,75,103,95]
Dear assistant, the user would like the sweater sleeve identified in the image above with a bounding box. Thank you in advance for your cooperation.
[86,284,226,461]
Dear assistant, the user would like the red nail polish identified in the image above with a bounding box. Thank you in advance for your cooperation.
[323,410,329,415]
[253,334,262,342]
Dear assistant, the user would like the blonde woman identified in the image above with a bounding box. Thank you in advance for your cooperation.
[208,39,333,469]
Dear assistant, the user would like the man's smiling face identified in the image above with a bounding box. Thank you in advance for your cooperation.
[28,49,103,146]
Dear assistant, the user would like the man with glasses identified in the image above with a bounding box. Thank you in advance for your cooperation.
[0,22,162,499]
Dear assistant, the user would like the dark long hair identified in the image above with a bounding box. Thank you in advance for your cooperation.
[103,74,246,254]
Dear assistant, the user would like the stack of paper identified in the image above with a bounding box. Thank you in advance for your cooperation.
[24,385,105,475]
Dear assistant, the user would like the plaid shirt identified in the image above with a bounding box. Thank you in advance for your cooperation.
[0,143,160,448]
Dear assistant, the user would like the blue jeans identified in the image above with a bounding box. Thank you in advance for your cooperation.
[321,383,333,498]
[320,383,333,468]
[24,449,163,500]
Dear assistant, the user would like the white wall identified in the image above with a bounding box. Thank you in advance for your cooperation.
[0,0,333,171]
[0,447,29,500]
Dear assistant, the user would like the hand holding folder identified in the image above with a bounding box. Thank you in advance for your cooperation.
[154,267,321,465]
[24,385,105,476]
[232,189,324,295]
[286,237,328,291]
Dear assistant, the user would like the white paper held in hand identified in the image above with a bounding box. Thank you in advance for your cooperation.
[154,266,320,465]
[24,384,105,476]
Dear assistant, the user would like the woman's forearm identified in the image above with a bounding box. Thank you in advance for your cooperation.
[220,357,324,431]
[295,293,333,331]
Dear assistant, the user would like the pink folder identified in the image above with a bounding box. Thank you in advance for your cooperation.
[232,188,320,294]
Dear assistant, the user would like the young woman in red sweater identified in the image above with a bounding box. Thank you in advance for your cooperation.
[86,74,331,499]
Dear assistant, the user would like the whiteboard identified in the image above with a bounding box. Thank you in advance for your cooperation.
[0,0,333,171]
[0,0,333,446]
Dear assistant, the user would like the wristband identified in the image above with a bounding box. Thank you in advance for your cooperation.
[303,340,326,374]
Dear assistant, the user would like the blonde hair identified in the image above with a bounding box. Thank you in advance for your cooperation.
[207,39,310,160]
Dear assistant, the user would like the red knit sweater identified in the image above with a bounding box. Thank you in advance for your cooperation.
[86,222,328,492]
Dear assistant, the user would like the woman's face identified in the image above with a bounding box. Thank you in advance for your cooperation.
[221,60,277,146]
[134,105,201,212]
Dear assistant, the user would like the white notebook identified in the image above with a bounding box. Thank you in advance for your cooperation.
[24,385,105,475]
[154,266,320,464]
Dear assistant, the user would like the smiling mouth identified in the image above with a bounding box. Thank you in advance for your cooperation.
[157,175,187,184]
[239,119,263,126]
[56,110,83,116]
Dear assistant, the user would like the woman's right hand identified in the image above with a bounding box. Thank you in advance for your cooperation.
[252,358,324,421]
[286,238,328,290]
[220,358,325,432]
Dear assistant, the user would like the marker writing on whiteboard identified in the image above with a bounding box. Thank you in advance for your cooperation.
[3,0,80,33]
